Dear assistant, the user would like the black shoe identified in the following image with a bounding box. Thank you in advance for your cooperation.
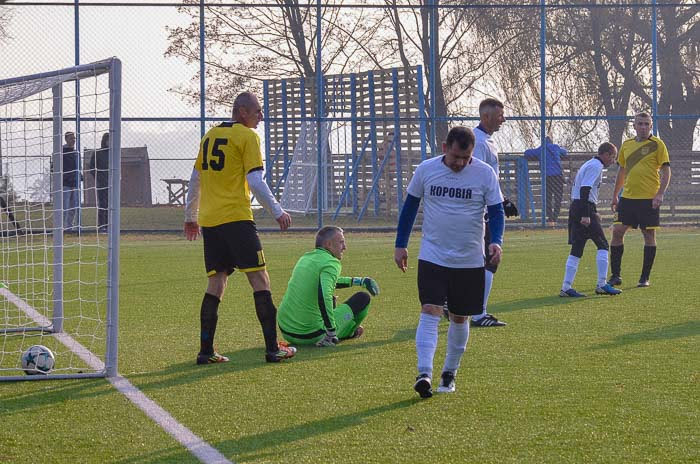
[471,314,507,327]
[196,352,229,365]
[413,374,432,398]
[437,371,456,393]
[265,341,297,363]
[607,275,622,286]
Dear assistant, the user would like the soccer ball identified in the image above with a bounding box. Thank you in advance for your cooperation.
[21,345,56,375]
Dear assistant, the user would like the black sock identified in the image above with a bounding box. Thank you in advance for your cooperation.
[200,293,220,355]
[640,245,657,282]
[610,245,624,277]
[253,290,278,353]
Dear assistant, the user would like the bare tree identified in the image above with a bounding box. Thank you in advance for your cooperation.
[382,0,523,145]
[165,0,390,113]
[474,1,698,150]
[0,0,12,43]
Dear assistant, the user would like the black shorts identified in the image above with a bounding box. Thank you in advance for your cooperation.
[202,220,265,276]
[568,201,608,248]
[614,197,660,230]
[417,260,484,316]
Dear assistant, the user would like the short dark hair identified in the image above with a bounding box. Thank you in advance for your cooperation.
[232,92,257,118]
[315,226,343,248]
[478,98,504,115]
[598,142,617,157]
[635,111,651,120]
[100,132,109,149]
[445,126,475,150]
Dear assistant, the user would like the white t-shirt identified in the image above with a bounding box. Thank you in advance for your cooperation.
[406,155,504,268]
[571,157,604,205]
[472,126,500,178]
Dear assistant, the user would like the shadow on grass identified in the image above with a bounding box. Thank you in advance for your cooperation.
[589,320,700,350]
[0,379,111,415]
[487,294,590,314]
[126,326,416,394]
[215,398,418,461]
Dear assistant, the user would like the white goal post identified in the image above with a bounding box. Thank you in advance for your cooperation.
[0,58,121,380]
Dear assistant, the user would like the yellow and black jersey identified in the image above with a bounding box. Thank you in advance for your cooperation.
[619,135,670,199]
[194,122,263,227]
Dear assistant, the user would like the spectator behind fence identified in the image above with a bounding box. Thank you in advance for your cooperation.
[90,132,109,232]
[524,135,568,226]
[61,131,81,231]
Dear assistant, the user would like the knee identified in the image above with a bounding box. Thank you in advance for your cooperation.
[570,242,585,258]
[206,274,227,298]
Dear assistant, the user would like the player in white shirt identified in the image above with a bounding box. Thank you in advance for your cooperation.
[560,142,621,297]
[394,127,505,398]
[470,98,518,327]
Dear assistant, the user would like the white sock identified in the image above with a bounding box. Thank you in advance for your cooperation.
[596,249,609,287]
[415,313,440,377]
[442,320,469,374]
[562,255,580,291]
[474,270,494,320]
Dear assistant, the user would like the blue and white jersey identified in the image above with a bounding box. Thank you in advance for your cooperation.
[406,155,503,268]
[571,157,604,205]
[472,126,500,178]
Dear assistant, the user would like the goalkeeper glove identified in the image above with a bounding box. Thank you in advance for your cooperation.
[503,199,519,218]
[351,277,380,296]
[316,329,339,347]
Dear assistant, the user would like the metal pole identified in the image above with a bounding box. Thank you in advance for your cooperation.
[429,0,437,154]
[105,58,122,378]
[316,0,324,228]
[51,84,64,333]
[263,80,272,189]
[199,0,206,138]
[392,69,403,214]
[651,0,658,135]
[540,0,547,227]
[74,0,82,230]
[417,65,427,161]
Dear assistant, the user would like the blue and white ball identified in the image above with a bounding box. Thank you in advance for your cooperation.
[21,345,55,375]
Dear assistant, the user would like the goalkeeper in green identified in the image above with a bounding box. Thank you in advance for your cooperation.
[277,226,380,346]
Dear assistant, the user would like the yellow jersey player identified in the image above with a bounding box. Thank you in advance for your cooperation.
[609,112,671,288]
[184,91,296,364]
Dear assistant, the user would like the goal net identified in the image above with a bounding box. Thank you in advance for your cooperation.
[280,121,332,214]
[0,58,122,380]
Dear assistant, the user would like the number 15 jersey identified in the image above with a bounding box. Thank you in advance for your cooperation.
[194,122,264,227]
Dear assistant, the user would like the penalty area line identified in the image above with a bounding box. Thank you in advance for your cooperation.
[0,287,233,464]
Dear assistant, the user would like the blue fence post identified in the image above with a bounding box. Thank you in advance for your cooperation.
[368,71,378,216]
[539,0,547,226]
[282,80,289,173]
[263,80,272,189]
[651,0,658,135]
[350,73,358,214]
[392,69,403,214]
[417,65,427,161]
[199,0,205,139]
[316,0,324,228]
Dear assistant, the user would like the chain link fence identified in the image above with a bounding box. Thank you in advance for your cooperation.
[1,1,698,231]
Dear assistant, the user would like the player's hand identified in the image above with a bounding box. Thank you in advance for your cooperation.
[315,329,339,347]
[275,211,292,231]
[184,221,200,241]
[361,277,380,296]
[652,193,664,209]
[503,199,519,218]
[488,243,502,266]
[611,196,618,212]
[580,216,591,227]
[394,248,408,272]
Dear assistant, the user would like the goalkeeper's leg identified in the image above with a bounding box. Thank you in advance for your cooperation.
[335,292,371,339]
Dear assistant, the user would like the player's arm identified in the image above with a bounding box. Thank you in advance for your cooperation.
[579,186,592,226]
[336,276,380,295]
[611,165,626,212]
[184,168,200,241]
[486,202,505,266]
[395,193,421,272]
[653,164,671,209]
[246,168,291,230]
[316,266,340,345]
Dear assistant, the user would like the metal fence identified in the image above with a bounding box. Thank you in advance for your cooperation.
[1,1,698,230]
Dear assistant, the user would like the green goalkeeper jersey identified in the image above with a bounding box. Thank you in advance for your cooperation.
[278,247,350,336]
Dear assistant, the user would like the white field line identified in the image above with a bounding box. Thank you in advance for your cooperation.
[1,287,233,464]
